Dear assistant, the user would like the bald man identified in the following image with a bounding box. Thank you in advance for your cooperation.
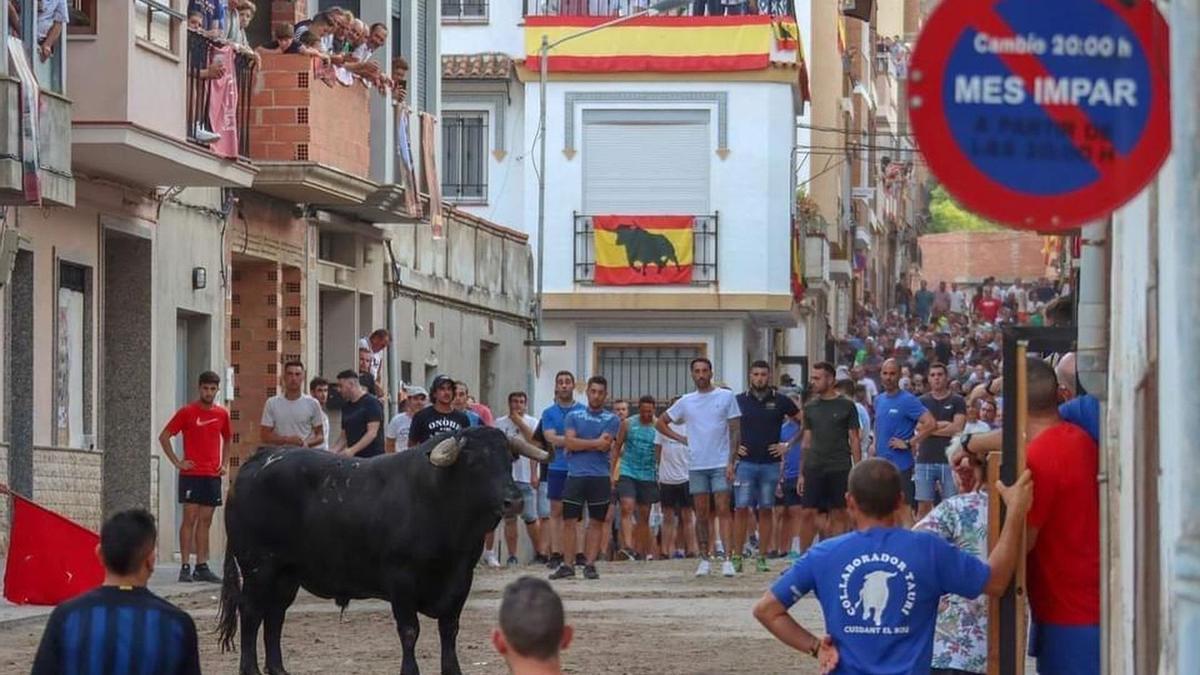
[871,359,935,525]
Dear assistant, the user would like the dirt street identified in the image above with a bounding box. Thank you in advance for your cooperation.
[0,558,827,674]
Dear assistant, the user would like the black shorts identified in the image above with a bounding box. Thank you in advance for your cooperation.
[901,466,916,508]
[178,475,222,507]
[779,478,803,507]
[799,467,848,513]
[562,476,611,521]
[659,482,691,510]
[616,476,660,505]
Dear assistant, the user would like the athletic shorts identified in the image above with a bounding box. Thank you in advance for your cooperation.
[779,477,803,507]
[688,467,730,496]
[513,482,538,524]
[914,462,958,503]
[799,467,848,513]
[659,482,691,510]
[616,476,660,505]
[178,475,222,507]
[734,461,781,509]
[536,481,551,518]
[546,469,568,501]
[562,476,611,521]
[901,466,917,507]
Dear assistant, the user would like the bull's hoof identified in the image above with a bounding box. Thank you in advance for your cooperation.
[239,668,263,675]
[265,668,290,675]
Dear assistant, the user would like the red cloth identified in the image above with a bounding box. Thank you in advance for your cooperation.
[207,44,240,159]
[977,297,1002,322]
[1026,422,1100,624]
[3,492,104,605]
[164,402,231,477]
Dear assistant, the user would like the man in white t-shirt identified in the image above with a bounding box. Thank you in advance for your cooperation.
[385,386,427,453]
[358,329,390,379]
[308,376,331,451]
[259,360,325,450]
[495,392,542,566]
[656,358,742,578]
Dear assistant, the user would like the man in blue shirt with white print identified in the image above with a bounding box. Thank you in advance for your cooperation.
[752,458,1033,674]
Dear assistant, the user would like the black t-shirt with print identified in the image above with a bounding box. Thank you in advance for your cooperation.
[408,406,472,447]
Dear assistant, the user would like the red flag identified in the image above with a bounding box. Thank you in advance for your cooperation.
[3,490,103,605]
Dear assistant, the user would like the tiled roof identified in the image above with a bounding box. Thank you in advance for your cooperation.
[442,53,514,80]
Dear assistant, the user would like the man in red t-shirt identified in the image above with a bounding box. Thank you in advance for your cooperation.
[1023,358,1100,674]
[157,370,231,584]
[976,294,1002,323]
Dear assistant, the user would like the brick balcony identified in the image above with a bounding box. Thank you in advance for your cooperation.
[247,54,376,205]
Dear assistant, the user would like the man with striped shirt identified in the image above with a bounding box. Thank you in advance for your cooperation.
[32,509,201,674]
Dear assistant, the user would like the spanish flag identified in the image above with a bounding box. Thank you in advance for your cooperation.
[593,215,693,286]
[526,16,777,73]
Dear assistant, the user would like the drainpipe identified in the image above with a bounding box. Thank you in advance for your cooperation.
[1075,219,1109,674]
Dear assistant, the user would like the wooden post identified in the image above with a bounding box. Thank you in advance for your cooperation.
[986,450,1003,675]
[1013,342,1029,675]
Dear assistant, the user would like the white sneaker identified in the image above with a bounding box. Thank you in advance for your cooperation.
[192,124,220,144]
[721,559,737,577]
[484,551,501,569]
[695,559,711,576]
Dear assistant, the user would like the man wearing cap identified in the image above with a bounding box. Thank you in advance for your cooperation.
[385,385,428,452]
[408,375,471,447]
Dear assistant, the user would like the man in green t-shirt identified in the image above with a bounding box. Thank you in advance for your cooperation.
[798,362,861,548]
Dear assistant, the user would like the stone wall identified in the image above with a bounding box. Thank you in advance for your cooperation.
[32,448,103,531]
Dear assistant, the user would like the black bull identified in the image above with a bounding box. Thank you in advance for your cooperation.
[613,224,681,274]
[216,427,549,675]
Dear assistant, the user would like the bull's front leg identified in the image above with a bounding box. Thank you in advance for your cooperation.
[437,614,463,675]
[391,600,422,675]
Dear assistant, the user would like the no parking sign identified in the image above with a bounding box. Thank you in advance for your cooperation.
[908,0,1170,231]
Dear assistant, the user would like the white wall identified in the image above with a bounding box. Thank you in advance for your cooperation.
[522,80,796,297]
[444,85,527,233]
[440,2,525,56]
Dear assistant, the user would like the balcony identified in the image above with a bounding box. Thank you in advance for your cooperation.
[523,0,795,16]
[248,54,414,222]
[804,234,830,289]
[70,2,256,189]
[0,20,73,206]
[573,214,717,285]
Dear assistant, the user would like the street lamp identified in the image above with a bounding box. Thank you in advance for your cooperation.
[530,0,691,393]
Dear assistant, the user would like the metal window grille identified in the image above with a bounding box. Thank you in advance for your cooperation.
[442,0,488,21]
[596,344,705,406]
[442,113,488,202]
[573,213,718,285]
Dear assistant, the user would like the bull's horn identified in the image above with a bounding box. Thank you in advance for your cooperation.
[508,435,551,462]
[429,435,465,466]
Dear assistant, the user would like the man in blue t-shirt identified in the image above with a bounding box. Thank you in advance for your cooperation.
[540,371,585,572]
[752,458,1033,674]
[873,359,935,524]
[550,376,620,581]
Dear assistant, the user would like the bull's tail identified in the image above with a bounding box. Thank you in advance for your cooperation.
[216,521,242,652]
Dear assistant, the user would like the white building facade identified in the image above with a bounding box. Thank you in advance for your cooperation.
[442,2,807,405]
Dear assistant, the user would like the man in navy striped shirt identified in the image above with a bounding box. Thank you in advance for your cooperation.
[32,509,201,675]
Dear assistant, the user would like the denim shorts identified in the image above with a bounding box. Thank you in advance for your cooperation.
[515,482,538,524]
[688,467,730,496]
[734,462,781,509]
[536,481,551,518]
[914,463,958,503]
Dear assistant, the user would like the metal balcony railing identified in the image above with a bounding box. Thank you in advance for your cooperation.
[442,0,489,22]
[524,0,794,17]
[186,28,255,157]
[573,213,718,285]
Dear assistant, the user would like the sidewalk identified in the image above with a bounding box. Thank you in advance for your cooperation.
[0,565,219,627]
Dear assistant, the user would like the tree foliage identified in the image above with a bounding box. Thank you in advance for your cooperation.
[927,184,1003,233]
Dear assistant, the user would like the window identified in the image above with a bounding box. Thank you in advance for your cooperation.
[442,0,488,23]
[134,0,182,51]
[56,262,93,450]
[595,344,706,406]
[69,0,98,35]
[442,111,488,203]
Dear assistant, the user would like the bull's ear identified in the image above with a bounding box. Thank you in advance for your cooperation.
[429,435,465,466]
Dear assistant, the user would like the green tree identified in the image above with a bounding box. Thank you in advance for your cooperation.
[927,184,1002,233]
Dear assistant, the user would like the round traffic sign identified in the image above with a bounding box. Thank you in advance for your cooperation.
[908,0,1170,231]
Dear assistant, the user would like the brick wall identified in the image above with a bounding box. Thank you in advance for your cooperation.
[270,0,309,25]
[917,231,1051,286]
[32,448,103,531]
[249,54,371,177]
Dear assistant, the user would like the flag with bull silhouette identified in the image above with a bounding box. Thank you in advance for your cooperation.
[593,215,694,285]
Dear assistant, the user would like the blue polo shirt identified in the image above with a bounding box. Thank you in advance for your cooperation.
[771,527,990,675]
[563,406,621,478]
[541,400,584,472]
[735,390,800,464]
[781,420,802,479]
[873,390,927,472]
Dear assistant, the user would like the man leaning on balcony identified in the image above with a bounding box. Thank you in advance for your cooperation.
[35,0,68,62]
